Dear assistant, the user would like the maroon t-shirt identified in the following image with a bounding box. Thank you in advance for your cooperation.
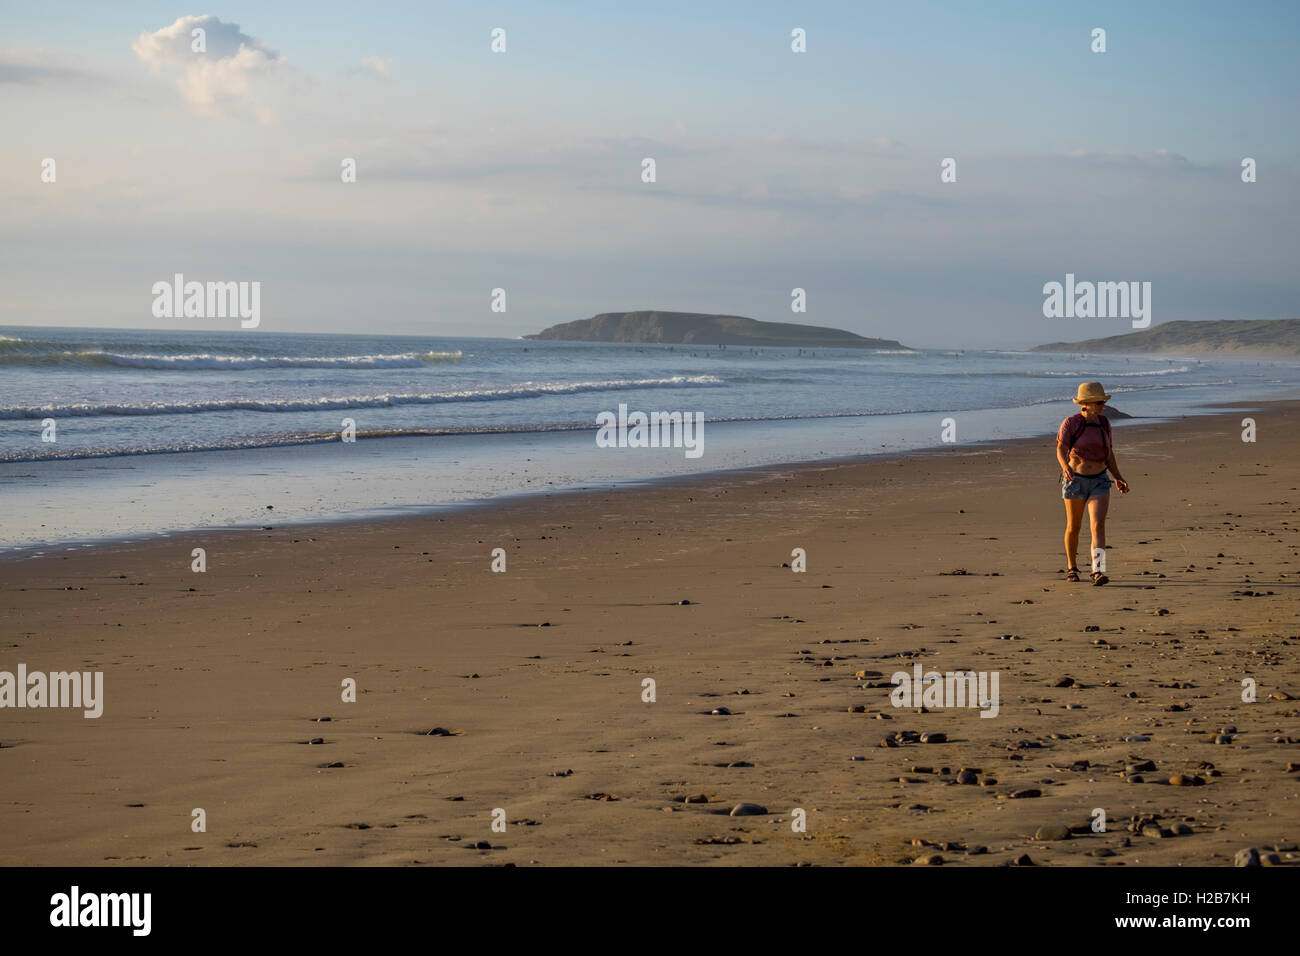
[1057,413,1111,462]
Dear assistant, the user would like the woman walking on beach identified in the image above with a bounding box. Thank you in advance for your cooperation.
[1057,382,1129,584]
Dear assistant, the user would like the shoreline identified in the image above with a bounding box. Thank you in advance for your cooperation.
[2,400,1297,866]
[3,392,1292,559]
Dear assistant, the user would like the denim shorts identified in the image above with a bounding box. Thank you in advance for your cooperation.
[1062,470,1112,500]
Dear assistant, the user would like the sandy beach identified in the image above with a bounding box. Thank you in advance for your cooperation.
[2,402,1297,867]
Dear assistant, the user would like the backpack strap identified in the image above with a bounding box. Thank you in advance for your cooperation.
[1079,417,1111,457]
[1064,415,1111,458]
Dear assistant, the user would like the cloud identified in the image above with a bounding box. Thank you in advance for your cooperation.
[132,15,287,121]
[358,56,392,78]
[1062,148,1194,170]
[0,48,102,85]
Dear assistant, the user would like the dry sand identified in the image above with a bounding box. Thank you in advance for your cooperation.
[2,403,1298,866]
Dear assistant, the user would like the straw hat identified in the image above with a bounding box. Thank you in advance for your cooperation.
[1072,381,1111,405]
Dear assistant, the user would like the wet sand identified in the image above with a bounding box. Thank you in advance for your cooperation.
[2,403,1298,866]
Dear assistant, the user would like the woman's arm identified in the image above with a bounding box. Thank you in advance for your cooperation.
[1057,442,1072,480]
[1106,447,1129,492]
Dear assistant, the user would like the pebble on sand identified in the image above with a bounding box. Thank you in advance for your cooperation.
[1234,847,1260,867]
[1009,789,1042,799]
[730,802,768,816]
[919,732,947,744]
[1034,824,1072,841]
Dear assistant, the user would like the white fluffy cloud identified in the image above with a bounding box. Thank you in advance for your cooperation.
[358,56,392,78]
[132,15,286,122]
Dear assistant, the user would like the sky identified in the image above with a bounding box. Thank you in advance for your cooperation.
[2,0,1297,348]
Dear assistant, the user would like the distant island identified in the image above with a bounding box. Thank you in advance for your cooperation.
[525,311,911,350]
[1034,319,1300,358]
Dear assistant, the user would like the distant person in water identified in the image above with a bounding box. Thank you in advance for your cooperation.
[1056,382,1130,584]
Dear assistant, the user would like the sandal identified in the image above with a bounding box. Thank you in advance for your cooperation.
[1091,570,1109,586]
[1065,567,1080,582]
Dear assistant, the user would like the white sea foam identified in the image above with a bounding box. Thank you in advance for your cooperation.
[0,349,463,369]
[0,376,726,419]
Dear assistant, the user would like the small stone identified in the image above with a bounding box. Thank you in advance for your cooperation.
[1214,734,1232,745]
[1054,677,1075,687]
[678,599,692,605]
[966,845,988,855]
[1261,852,1283,866]
[711,706,732,716]
[1012,853,1036,866]
[1035,824,1072,841]
[1173,823,1193,835]
[730,802,767,817]
[913,853,944,865]
[1126,775,1144,784]
[880,737,898,748]
[979,777,998,786]
[1009,789,1042,799]
[847,705,866,713]
[474,840,492,850]
[1128,760,1157,773]
[1220,725,1237,734]
[1234,847,1260,867]
[1124,735,1150,743]
[919,732,947,744]
[956,770,978,785]
[1090,848,1116,857]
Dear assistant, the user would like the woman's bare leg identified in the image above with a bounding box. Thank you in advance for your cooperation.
[1063,498,1086,568]
[1088,494,1110,569]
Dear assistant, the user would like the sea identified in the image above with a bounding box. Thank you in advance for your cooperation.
[3,325,1298,552]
